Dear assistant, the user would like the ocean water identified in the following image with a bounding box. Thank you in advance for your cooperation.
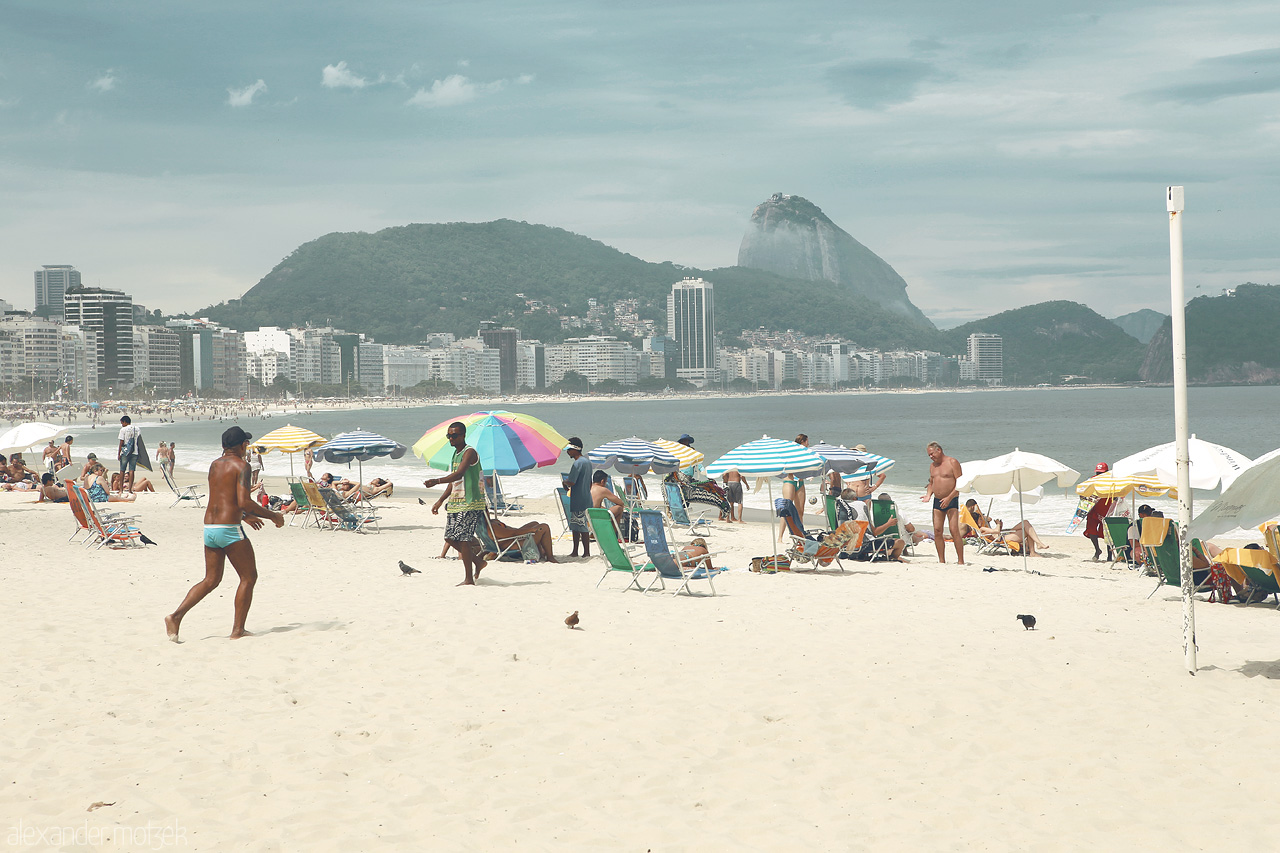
[62,386,1280,534]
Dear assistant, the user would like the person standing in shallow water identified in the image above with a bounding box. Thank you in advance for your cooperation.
[921,441,964,565]
[165,426,283,642]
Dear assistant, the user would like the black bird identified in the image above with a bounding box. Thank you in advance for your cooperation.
[399,560,421,576]
[565,611,580,629]
[139,533,158,546]
[1016,614,1036,630]
[418,498,427,506]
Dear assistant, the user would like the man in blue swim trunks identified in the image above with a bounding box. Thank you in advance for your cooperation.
[921,441,964,565]
[165,426,284,641]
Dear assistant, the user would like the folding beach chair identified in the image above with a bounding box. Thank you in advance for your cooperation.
[781,513,853,573]
[484,474,524,516]
[161,464,204,509]
[476,513,539,562]
[64,479,92,543]
[288,481,320,528]
[319,486,379,533]
[824,495,840,531]
[587,507,650,591]
[1102,516,1136,567]
[870,497,910,559]
[75,484,145,550]
[1142,518,1213,599]
[960,505,1016,556]
[662,481,713,537]
[637,510,720,595]
[554,487,577,540]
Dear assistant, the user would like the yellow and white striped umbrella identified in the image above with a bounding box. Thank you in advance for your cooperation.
[252,425,328,454]
[652,438,705,471]
[1076,472,1177,500]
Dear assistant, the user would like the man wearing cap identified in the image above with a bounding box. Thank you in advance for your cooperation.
[1083,462,1115,561]
[424,421,488,585]
[80,452,100,481]
[164,426,284,641]
[562,437,593,557]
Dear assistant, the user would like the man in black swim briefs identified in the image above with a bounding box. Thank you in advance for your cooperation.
[921,441,964,565]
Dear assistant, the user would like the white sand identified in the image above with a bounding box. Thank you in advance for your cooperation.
[4,478,1279,851]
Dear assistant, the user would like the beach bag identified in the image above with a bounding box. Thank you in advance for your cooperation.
[761,554,791,572]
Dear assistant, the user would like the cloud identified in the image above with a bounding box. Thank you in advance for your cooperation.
[825,59,940,109]
[321,61,369,89]
[405,74,506,108]
[227,79,266,107]
[1136,47,1280,104]
[516,73,535,85]
[89,71,117,92]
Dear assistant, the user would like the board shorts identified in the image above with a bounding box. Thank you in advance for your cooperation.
[933,495,958,512]
[725,482,743,504]
[119,454,138,473]
[567,509,589,533]
[445,509,484,542]
[204,524,245,549]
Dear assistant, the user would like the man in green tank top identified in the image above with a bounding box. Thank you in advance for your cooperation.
[424,421,488,585]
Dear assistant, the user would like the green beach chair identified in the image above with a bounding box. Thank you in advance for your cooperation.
[870,497,910,558]
[1102,516,1135,567]
[586,507,650,591]
[824,495,839,531]
[1142,518,1212,599]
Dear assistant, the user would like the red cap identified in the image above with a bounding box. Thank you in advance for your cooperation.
[1095,462,1109,473]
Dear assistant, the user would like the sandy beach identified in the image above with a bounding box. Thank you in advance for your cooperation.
[5,475,1279,851]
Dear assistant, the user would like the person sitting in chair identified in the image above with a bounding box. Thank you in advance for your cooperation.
[835,482,907,562]
[677,537,713,571]
[963,499,1048,556]
[591,470,625,523]
[482,512,560,563]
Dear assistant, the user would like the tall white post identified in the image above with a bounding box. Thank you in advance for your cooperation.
[1167,186,1196,674]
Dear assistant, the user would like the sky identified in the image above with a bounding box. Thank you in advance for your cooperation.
[2,0,1278,328]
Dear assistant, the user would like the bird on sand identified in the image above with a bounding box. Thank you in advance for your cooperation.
[565,611,579,629]
[1016,614,1036,630]
[399,560,421,576]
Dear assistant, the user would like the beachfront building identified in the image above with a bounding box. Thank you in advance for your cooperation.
[245,326,296,385]
[515,340,546,390]
[166,318,248,397]
[667,277,717,386]
[0,314,64,393]
[544,335,640,387]
[358,342,385,393]
[62,286,135,390]
[34,265,81,321]
[133,325,181,395]
[381,339,502,395]
[967,333,1003,385]
[288,327,342,385]
[479,322,519,393]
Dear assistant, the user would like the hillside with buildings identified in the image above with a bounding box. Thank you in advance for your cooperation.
[1140,284,1280,384]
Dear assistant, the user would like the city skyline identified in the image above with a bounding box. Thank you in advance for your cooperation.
[2,2,1278,325]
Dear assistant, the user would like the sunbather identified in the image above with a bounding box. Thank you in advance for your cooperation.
[482,513,559,563]
[111,470,154,493]
[677,537,713,571]
[350,478,394,501]
[86,462,136,502]
[591,470,625,523]
[37,473,69,503]
[962,499,1047,556]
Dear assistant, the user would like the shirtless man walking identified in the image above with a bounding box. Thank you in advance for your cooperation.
[164,426,283,641]
[921,441,964,565]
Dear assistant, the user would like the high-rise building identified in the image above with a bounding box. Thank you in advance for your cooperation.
[133,325,181,394]
[666,278,717,386]
[478,322,519,393]
[967,333,1003,385]
[34,265,81,320]
[62,286,134,389]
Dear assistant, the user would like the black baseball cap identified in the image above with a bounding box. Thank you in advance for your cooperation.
[222,426,253,449]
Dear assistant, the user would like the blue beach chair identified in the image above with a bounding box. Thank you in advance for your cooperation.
[637,510,720,596]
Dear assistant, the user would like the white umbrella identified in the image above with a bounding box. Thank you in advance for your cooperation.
[1112,435,1250,493]
[959,448,1078,570]
[1190,452,1280,540]
[0,422,66,454]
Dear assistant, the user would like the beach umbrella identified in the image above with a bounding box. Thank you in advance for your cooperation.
[809,444,895,482]
[1190,451,1280,540]
[414,411,566,474]
[588,437,681,475]
[1112,435,1249,493]
[706,436,825,560]
[959,448,1078,571]
[0,422,66,454]
[251,424,327,477]
[1075,472,1176,500]
[652,438,704,471]
[416,414,554,476]
[312,429,407,483]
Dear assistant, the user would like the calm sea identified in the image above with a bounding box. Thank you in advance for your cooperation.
[63,386,1280,533]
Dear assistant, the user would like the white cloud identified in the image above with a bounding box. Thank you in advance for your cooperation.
[227,79,267,107]
[405,74,506,108]
[89,71,117,93]
[458,59,470,68]
[516,73,535,85]
[322,61,368,89]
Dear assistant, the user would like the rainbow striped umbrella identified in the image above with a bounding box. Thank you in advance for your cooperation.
[414,410,566,476]
[652,438,704,471]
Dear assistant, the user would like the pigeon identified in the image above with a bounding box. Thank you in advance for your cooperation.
[1017,614,1036,630]
[565,611,579,629]
[418,498,427,506]
[399,560,421,576]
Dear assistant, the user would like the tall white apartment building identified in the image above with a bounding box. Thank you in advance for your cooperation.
[666,277,717,386]
[967,333,1003,385]
[133,325,181,394]
[62,286,135,389]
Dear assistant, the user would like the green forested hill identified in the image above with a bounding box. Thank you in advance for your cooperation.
[944,301,1146,384]
[199,220,941,349]
[1140,284,1280,383]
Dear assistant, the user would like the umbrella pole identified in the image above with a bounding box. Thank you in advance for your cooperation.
[769,479,778,561]
[1018,470,1028,573]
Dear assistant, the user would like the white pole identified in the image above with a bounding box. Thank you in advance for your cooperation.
[1167,185,1196,675]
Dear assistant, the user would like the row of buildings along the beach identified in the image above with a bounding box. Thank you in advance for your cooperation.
[2,268,1001,399]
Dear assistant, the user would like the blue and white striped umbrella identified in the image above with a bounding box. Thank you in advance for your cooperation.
[589,437,681,475]
[705,435,825,478]
[845,449,895,481]
[312,430,406,463]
